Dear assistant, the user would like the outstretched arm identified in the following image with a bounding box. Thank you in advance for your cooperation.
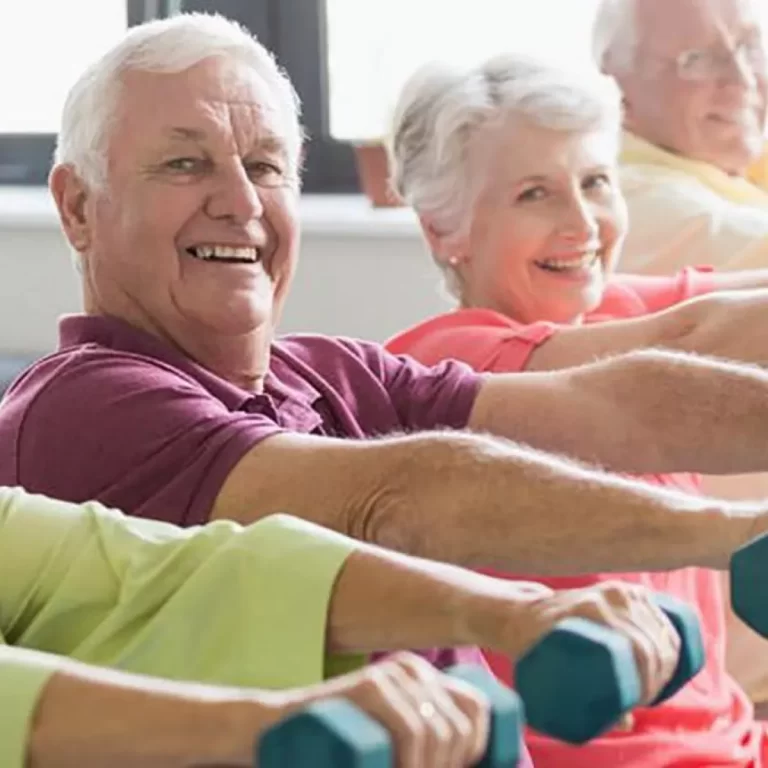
[525,288,768,372]
[472,347,768,476]
[215,376,763,577]
[18,649,489,768]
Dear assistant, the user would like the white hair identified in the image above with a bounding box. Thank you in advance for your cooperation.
[53,12,303,190]
[591,0,639,73]
[387,53,623,296]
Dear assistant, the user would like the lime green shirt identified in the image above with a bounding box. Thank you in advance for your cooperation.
[0,486,359,768]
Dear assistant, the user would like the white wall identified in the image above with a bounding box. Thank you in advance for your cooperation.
[0,193,451,356]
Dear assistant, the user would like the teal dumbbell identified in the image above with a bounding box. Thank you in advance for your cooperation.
[258,698,390,767]
[731,530,768,639]
[649,593,705,704]
[257,664,523,767]
[447,663,524,767]
[515,592,704,745]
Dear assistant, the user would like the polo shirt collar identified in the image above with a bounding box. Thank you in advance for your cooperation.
[58,314,323,417]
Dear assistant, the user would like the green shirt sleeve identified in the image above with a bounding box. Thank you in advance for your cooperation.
[0,487,362,690]
[0,642,59,768]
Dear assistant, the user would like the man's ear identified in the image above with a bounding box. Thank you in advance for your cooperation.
[49,164,92,253]
[418,214,466,266]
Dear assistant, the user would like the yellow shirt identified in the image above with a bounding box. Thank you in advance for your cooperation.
[0,487,358,768]
[618,133,768,273]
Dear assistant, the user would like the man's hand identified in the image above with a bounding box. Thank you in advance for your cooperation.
[482,581,682,705]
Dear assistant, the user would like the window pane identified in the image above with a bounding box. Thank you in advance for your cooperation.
[0,1,127,133]
[326,0,602,141]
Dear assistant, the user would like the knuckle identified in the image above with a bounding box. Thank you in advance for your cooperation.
[361,664,389,693]
[389,650,423,667]
[400,654,437,681]
[601,581,635,604]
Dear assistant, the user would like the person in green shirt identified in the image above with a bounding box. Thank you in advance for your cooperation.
[0,485,680,768]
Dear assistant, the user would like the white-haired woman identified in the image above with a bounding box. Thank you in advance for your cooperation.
[386,53,768,768]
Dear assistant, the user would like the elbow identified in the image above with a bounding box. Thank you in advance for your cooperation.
[343,436,436,555]
[346,433,481,561]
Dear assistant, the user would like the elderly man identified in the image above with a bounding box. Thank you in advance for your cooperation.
[593,0,768,273]
[5,11,768,679]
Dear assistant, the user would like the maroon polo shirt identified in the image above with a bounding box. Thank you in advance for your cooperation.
[0,314,522,707]
[0,314,482,525]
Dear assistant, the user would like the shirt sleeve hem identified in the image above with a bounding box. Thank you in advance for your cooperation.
[0,648,59,768]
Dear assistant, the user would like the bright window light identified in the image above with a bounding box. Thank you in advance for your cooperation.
[326,0,603,141]
[0,2,127,133]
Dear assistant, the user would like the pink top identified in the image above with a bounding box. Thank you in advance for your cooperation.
[387,268,767,768]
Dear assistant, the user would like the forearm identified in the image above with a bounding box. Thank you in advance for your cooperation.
[571,349,768,475]
[27,656,277,768]
[474,349,768,476]
[359,430,758,574]
[326,545,550,658]
[217,428,762,576]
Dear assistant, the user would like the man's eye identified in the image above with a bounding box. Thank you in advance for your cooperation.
[246,161,284,185]
[166,157,202,172]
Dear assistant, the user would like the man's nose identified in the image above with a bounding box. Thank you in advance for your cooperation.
[205,165,265,224]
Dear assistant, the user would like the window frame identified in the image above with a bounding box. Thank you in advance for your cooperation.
[0,0,359,192]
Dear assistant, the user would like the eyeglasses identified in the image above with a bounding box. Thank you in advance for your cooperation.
[672,38,767,82]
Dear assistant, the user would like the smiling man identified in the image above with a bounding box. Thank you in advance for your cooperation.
[594,0,768,272]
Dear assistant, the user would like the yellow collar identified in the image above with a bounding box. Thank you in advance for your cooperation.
[621,132,768,208]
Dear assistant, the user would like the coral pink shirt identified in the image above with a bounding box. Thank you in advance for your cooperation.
[387,268,767,768]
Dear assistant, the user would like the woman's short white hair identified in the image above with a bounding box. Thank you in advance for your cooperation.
[388,53,623,280]
[592,0,639,73]
[53,12,304,190]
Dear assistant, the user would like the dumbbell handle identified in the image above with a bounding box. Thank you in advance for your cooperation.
[257,664,522,767]
[447,664,524,767]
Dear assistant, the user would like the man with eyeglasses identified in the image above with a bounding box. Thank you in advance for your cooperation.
[593,0,768,274]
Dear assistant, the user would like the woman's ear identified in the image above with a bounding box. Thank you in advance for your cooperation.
[419,214,467,266]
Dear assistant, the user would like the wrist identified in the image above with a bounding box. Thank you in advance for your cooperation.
[181,693,286,768]
[457,574,553,661]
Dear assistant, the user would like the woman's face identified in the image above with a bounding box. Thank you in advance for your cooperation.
[437,116,628,325]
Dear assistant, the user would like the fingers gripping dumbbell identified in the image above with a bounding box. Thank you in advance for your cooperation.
[515,592,705,745]
[256,664,524,767]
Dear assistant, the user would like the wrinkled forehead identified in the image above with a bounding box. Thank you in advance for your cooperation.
[111,57,294,157]
[637,0,766,52]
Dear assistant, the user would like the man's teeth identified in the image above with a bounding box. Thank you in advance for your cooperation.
[189,245,260,263]
[536,252,599,272]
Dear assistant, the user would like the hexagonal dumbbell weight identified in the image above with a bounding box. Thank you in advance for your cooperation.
[515,592,704,744]
[731,529,768,639]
